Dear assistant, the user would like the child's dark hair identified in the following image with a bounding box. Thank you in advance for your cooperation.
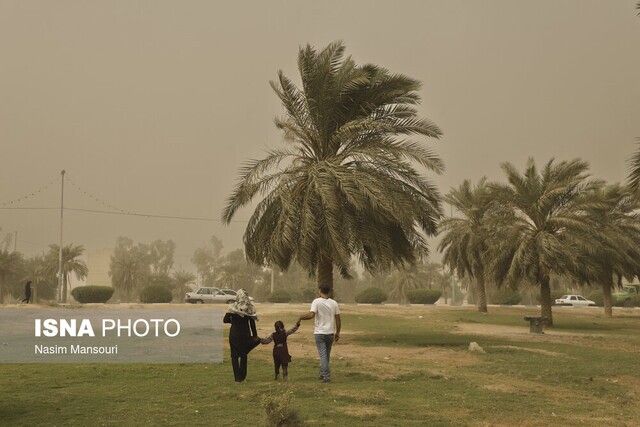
[274,320,284,332]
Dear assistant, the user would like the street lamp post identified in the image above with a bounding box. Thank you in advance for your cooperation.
[57,170,65,302]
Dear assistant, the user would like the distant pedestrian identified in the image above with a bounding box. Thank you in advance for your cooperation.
[298,284,341,383]
[21,281,32,304]
[260,320,300,380]
[223,289,260,382]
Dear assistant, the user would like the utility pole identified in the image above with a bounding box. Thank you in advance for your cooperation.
[57,170,65,303]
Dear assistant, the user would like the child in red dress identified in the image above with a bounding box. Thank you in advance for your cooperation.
[261,320,299,380]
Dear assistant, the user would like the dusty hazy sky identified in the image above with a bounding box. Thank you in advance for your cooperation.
[1,0,639,270]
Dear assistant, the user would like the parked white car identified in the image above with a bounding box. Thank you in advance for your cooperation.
[185,287,236,304]
[185,287,254,304]
[554,295,596,307]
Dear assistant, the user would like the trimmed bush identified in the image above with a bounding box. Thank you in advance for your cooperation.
[629,295,640,307]
[139,284,173,303]
[492,289,521,305]
[355,287,388,304]
[587,290,604,306]
[537,290,569,304]
[407,289,442,304]
[268,289,292,303]
[71,286,114,303]
[301,287,318,303]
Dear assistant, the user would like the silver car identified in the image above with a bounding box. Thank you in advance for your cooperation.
[554,295,596,307]
[185,287,237,304]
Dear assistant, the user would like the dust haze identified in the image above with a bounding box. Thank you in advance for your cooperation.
[1,1,639,270]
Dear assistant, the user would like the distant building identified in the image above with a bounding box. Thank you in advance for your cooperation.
[86,248,114,287]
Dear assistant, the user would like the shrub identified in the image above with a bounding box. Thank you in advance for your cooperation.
[261,388,302,427]
[587,290,604,306]
[355,287,388,304]
[536,290,569,304]
[492,289,521,305]
[71,286,114,303]
[301,287,318,303]
[139,284,173,303]
[629,295,640,307]
[407,289,442,304]
[268,289,292,303]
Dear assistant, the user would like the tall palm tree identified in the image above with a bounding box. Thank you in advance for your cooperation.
[170,270,196,301]
[45,244,88,303]
[627,139,640,195]
[109,250,148,302]
[438,178,499,313]
[488,158,601,326]
[573,184,640,317]
[385,263,428,304]
[222,42,444,288]
[22,255,52,303]
[0,250,22,302]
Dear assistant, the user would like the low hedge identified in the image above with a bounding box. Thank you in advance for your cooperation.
[492,289,522,305]
[71,286,114,303]
[407,289,442,304]
[139,284,173,303]
[587,290,604,306]
[301,288,318,303]
[267,289,292,303]
[629,295,640,307]
[355,287,388,304]
[537,290,569,304]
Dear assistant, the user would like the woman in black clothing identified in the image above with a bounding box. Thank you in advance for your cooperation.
[21,281,32,303]
[223,289,260,382]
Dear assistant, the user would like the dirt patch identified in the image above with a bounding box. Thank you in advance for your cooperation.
[490,345,570,358]
[338,405,384,418]
[248,335,482,380]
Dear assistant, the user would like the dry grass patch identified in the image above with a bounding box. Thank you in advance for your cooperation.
[338,405,384,418]
[489,345,571,358]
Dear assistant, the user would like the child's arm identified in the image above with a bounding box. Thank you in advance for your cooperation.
[260,333,273,345]
[285,323,300,336]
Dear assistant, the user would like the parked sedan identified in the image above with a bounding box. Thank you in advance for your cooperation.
[554,295,596,307]
[219,289,254,302]
[185,287,237,304]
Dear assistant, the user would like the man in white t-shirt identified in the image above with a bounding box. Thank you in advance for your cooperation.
[298,284,341,383]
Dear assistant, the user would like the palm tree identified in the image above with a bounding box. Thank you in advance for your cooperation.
[22,255,52,303]
[0,250,22,302]
[170,270,196,301]
[222,42,444,288]
[438,178,499,313]
[109,250,148,302]
[45,244,88,303]
[385,263,428,304]
[627,140,640,195]
[574,184,640,317]
[488,158,601,326]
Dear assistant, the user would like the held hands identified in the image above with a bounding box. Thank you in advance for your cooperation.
[334,332,340,343]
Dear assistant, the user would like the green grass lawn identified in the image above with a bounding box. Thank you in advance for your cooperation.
[1,304,638,426]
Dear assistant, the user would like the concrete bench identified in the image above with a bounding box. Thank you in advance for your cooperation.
[524,316,546,334]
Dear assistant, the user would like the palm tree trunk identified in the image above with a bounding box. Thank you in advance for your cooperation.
[317,256,333,293]
[540,276,553,327]
[475,265,488,313]
[62,273,68,303]
[602,282,613,318]
[476,277,488,313]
